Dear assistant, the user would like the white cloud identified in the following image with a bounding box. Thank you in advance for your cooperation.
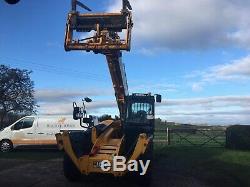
[157,95,250,125]
[130,83,178,93]
[188,55,250,91]
[159,113,250,126]
[35,88,116,115]
[159,110,250,116]
[35,89,111,102]
[108,0,250,50]
[160,95,250,108]
[209,55,250,79]
[36,89,250,125]
[38,100,116,116]
[38,102,72,115]
[191,83,203,92]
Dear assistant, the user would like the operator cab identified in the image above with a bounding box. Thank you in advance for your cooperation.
[124,93,161,135]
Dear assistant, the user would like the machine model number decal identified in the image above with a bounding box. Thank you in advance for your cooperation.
[93,161,102,168]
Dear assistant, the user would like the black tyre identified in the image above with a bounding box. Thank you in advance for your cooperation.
[137,141,153,186]
[63,153,82,182]
[126,141,153,186]
[69,124,106,158]
[0,140,13,152]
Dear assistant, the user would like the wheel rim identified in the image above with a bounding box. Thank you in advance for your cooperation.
[1,142,11,152]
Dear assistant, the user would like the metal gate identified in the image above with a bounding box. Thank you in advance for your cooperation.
[154,128,226,147]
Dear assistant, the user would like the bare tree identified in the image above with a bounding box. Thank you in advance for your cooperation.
[0,65,36,128]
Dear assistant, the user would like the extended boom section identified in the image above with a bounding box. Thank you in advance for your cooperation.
[105,51,128,117]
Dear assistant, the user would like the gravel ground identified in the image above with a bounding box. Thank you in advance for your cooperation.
[0,157,209,187]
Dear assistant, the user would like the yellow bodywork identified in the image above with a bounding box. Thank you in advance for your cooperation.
[56,120,150,177]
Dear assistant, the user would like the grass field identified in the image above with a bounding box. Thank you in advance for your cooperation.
[154,144,250,187]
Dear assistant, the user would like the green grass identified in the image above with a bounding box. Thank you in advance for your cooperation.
[154,144,250,187]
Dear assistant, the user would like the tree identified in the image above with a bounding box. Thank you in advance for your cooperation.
[0,65,36,128]
[98,114,112,122]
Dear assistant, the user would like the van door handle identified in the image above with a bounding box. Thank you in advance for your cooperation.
[38,132,44,134]
[27,133,33,134]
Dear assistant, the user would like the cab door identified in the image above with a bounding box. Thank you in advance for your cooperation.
[11,117,36,145]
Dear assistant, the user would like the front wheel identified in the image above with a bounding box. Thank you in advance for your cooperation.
[0,140,13,152]
[137,141,153,186]
[63,153,82,182]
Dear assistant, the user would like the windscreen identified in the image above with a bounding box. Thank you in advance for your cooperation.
[127,102,153,121]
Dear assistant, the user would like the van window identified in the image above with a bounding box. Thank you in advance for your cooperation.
[13,121,23,130]
[13,117,34,130]
[22,118,34,129]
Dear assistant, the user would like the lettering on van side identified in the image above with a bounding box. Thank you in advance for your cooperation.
[46,124,75,128]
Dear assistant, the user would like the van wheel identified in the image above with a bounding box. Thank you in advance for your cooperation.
[0,140,13,152]
[63,153,82,182]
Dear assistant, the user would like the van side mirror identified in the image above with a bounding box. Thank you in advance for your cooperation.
[156,94,162,103]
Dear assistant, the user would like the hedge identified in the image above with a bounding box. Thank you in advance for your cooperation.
[226,125,250,150]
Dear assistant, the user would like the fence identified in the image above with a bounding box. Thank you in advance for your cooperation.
[154,128,226,147]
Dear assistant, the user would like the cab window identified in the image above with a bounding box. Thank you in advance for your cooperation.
[131,102,152,115]
[128,102,153,120]
[13,117,34,130]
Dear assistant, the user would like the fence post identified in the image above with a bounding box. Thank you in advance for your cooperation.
[167,128,170,145]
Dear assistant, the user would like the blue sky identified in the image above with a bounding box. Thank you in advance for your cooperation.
[1,0,250,125]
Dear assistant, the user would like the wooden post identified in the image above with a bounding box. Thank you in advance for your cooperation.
[167,128,170,145]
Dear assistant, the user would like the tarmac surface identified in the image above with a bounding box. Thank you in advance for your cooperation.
[0,156,209,187]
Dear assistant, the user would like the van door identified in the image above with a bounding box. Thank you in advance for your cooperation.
[36,119,57,145]
[11,117,36,145]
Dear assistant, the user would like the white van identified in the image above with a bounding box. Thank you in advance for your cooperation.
[0,115,96,152]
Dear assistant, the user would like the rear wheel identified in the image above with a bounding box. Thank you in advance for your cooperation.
[126,141,153,186]
[63,153,82,182]
[137,141,153,186]
[0,140,13,152]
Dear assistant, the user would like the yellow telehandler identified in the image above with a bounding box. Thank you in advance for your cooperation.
[55,0,162,182]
